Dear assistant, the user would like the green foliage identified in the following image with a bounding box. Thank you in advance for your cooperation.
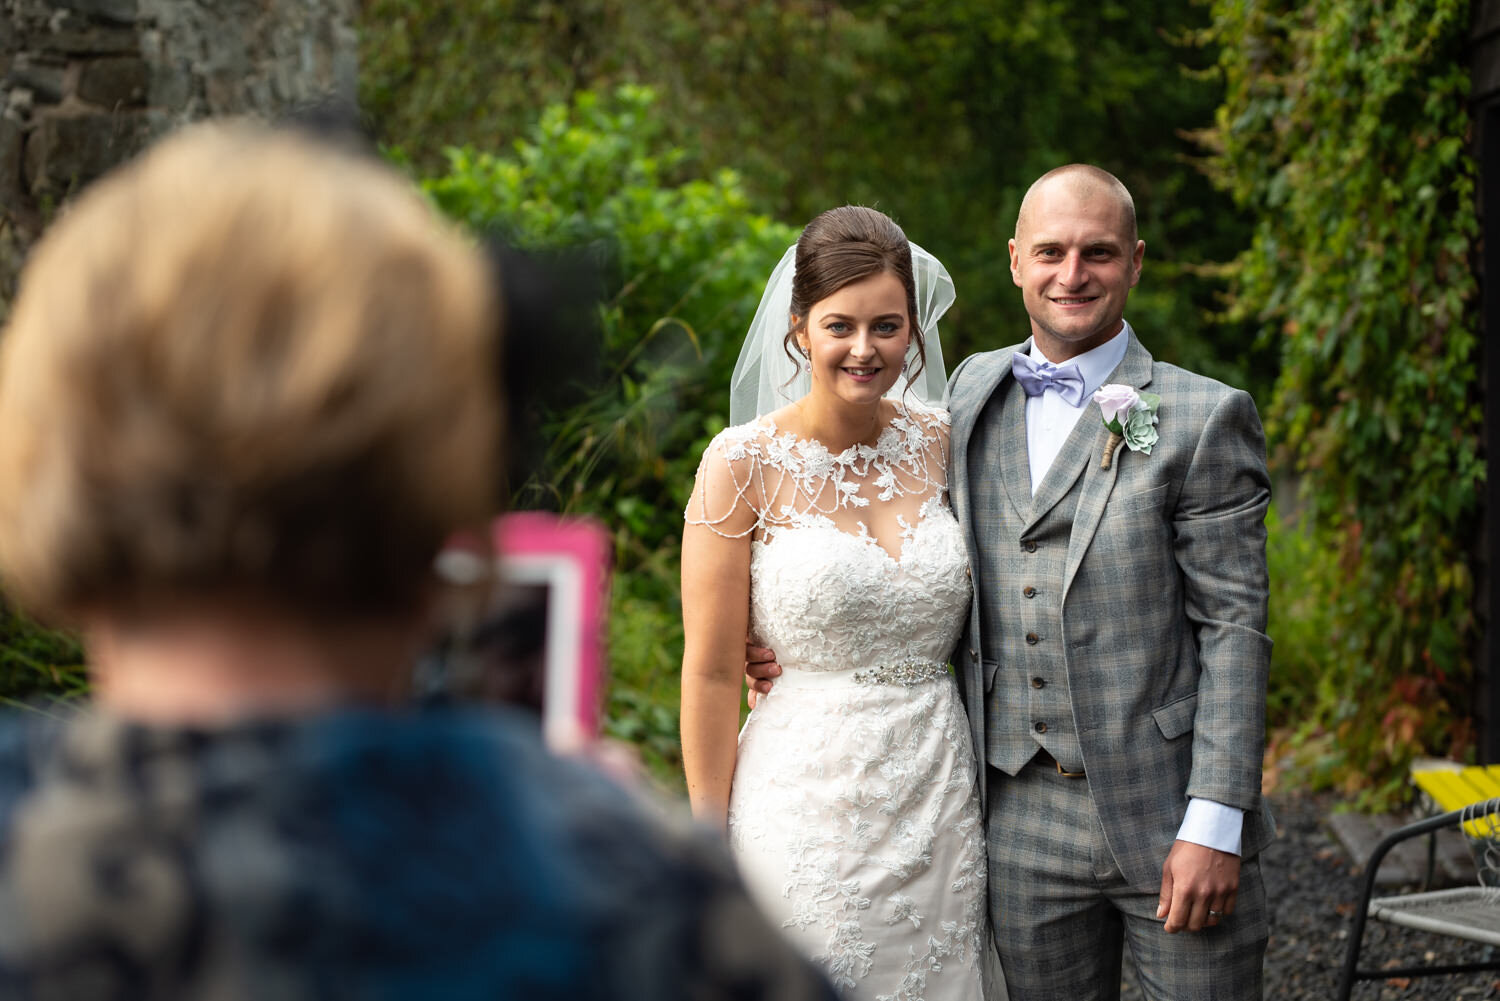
[605,558,686,792]
[361,0,1267,396]
[421,88,798,786]
[0,605,85,712]
[648,0,1262,385]
[1208,0,1480,804]
[358,0,628,167]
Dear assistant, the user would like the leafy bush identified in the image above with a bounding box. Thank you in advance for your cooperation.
[1209,0,1480,805]
[0,606,85,713]
[420,87,798,786]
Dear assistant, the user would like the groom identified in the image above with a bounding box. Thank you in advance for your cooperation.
[750,164,1273,999]
[947,163,1273,999]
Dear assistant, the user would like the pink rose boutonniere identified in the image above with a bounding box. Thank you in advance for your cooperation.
[1093,384,1160,470]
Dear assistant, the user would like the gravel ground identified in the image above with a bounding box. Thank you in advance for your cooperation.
[1118,792,1500,999]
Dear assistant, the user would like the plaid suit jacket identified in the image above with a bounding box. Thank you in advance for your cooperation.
[947,330,1275,890]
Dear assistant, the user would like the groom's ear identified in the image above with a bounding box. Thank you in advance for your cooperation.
[1007,238,1021,285]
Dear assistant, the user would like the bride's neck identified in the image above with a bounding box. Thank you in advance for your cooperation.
[794,395,887,453]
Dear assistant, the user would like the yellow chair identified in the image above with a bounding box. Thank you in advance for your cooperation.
[1412,761,1500,838]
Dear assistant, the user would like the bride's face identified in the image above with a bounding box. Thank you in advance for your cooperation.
[795,271,911,409]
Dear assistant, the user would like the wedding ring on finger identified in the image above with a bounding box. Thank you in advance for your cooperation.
[1208,909,1222,917]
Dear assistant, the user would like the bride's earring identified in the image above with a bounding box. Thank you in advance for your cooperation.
[803,360,812,374]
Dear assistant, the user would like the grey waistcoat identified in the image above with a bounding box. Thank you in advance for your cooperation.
[968,376,1087,775]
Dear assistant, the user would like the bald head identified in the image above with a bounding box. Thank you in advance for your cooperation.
[1015,164,1137,245]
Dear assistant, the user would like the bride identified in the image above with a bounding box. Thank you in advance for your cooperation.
[680,206,988,1000]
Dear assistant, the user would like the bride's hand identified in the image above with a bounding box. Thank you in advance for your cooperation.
[744,644,781,708]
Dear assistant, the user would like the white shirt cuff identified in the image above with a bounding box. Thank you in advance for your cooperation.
[1175,798,1244,856]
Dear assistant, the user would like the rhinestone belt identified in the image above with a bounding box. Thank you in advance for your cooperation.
[851,659,948,687]
[770,660,949,691]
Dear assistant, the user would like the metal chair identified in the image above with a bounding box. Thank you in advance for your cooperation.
[1336,796,1500,1000]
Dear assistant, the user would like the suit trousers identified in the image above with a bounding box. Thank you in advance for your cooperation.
[986,762,1267,1001]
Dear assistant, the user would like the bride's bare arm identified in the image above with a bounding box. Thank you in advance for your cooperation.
[680,440,758,828]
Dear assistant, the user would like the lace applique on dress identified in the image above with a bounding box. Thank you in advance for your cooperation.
[684,403,987,1001]
[684,403,951,555]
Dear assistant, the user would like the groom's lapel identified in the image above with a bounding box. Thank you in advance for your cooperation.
[1061,332,1155,595]
[996,376,1031,521]
[952,347,1019,459]
[951,344,1023,511]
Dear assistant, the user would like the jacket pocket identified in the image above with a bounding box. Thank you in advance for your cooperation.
[1110,481,1169,513]
[1152,692,1198,740]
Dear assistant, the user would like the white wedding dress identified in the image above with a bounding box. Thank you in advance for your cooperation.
[686,403,987,1001]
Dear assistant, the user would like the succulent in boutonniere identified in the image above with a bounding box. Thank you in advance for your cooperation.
[1093,384,1160,470]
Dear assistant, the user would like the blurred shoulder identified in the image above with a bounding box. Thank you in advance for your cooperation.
[469,718,837,1000]
[289,710,835,998]
[0,709,63,833]
[0,708,834,1000]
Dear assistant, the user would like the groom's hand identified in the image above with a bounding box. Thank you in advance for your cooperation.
[744,644,781,709]
[1156,839,1240,933]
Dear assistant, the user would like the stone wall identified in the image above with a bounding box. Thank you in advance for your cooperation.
[0,0,359,314]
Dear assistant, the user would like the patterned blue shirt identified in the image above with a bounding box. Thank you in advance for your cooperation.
[0,706,835,1001]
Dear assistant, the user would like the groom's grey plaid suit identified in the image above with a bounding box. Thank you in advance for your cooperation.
[947,330,1273,996]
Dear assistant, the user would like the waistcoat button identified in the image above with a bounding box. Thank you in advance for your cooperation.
[1022,540,1037,553]
[1034,721,1048,733]
[1023,586,1037,598]
[1031,676,1045,689]
[1026,632,1039,645]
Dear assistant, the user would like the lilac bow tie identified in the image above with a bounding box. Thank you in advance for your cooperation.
[1011,352,1087,407]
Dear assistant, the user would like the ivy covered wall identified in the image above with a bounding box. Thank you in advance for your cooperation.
[1209,0,1482,803]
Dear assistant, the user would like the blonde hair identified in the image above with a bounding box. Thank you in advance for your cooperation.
[0,120,502,624]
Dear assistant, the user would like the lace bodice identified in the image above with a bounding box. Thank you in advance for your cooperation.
[685,404,971,674]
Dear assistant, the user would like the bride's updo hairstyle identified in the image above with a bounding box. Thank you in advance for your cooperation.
[783,205,927,387]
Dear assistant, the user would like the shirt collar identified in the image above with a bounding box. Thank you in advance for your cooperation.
[1027,321,1132,401]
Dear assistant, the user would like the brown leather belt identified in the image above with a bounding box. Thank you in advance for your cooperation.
[1034,748,1086,778]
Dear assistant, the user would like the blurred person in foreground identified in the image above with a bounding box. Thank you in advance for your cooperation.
[0,120,835,1001]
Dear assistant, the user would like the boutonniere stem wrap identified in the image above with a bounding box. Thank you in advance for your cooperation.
[1093,384,1160,470]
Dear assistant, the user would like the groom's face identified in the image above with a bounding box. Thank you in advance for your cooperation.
[1008,179,1145,363]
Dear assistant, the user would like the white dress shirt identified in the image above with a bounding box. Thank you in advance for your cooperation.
[1023,321,1244,857]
